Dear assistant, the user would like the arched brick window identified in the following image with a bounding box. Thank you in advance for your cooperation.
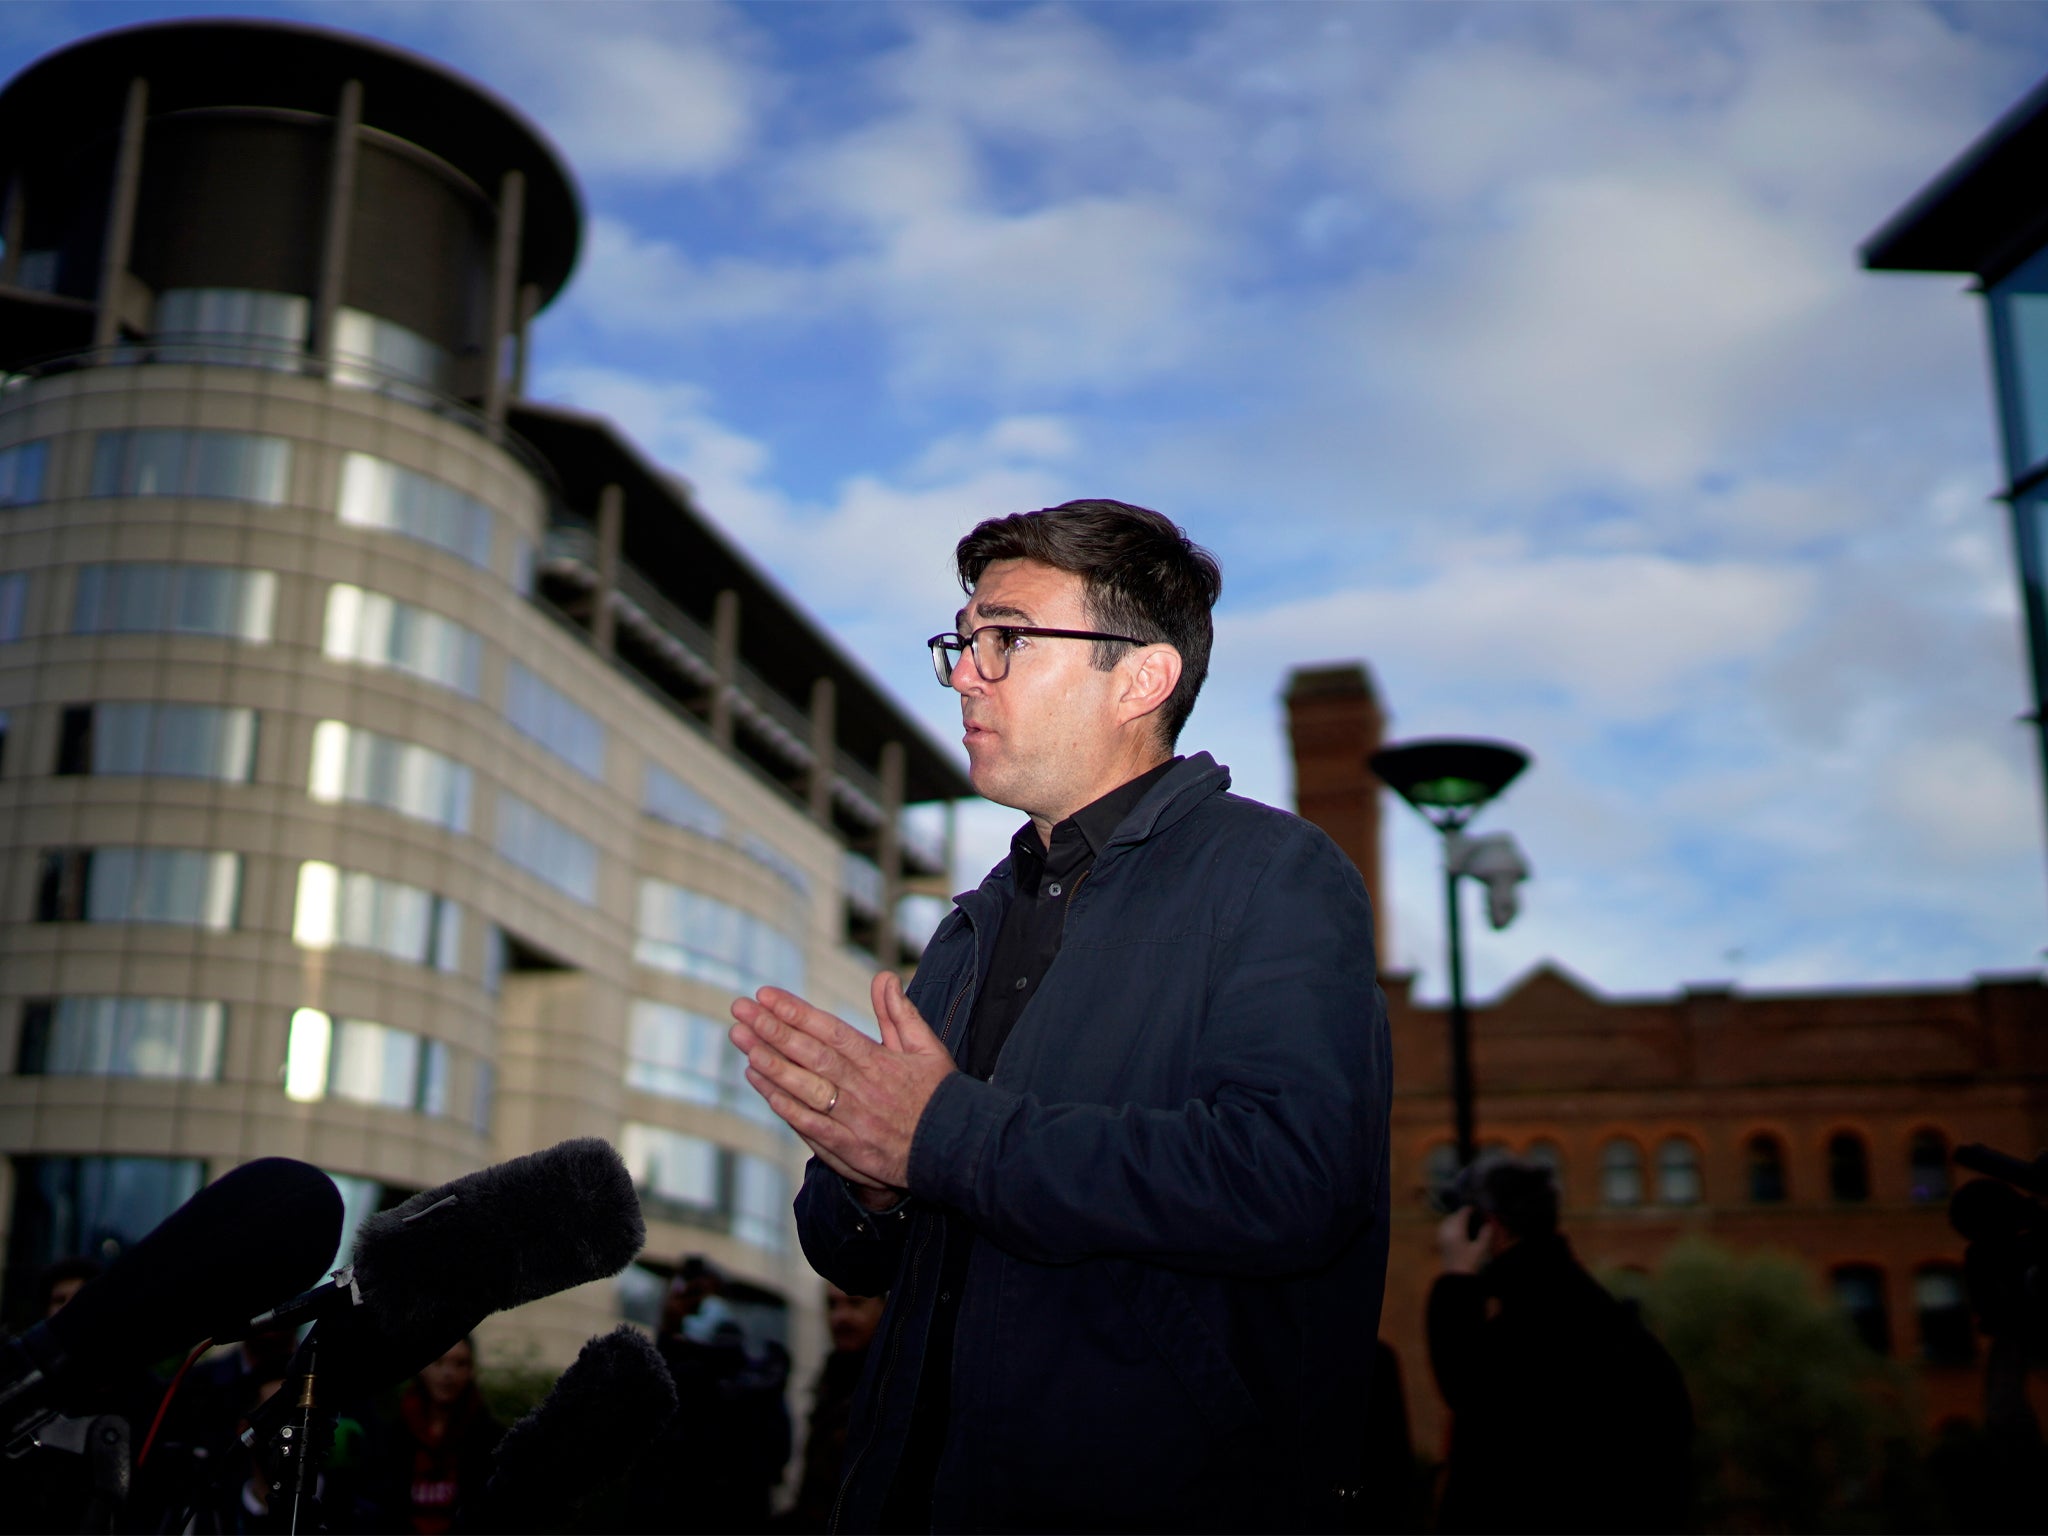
[1831,1263,1891,1354]
[1909,1129,1952,1204]
[1656,1137,1703,1206]
[1745,1133,1788,1204]
[1915,1264,1974,1364]
[1828,1131,1871,1203]
[1600,1138,1644,1208]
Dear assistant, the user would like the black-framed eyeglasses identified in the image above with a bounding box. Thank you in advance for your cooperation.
[927,624,1147,686]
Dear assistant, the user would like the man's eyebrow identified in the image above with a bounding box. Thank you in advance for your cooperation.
[965,601,1033,626]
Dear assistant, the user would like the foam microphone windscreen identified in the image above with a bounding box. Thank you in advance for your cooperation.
[472,1326,678,1533]
[29,1158,342,1410]
[316,1138,646,1393]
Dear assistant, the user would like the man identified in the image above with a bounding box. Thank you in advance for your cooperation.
[778,1288,889,1532]
[1428,1158,1693,1534]
[730,499,1388,1532]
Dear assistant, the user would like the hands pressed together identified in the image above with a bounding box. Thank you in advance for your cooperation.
[729,970,958,1211]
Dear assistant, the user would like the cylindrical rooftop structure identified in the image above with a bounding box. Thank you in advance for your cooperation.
[0,17,581,412]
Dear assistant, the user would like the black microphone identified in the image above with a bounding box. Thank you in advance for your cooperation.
[464,1326,678,1533]
[1,1158,343,1423]
[259,1138,646,1412]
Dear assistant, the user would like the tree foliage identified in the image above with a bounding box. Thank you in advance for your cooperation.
[1612,1237,1931,1533]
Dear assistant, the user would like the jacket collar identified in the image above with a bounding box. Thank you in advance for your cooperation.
[953,752,1232,922]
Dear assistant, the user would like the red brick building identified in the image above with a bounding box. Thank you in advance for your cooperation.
[1284,664,2048,1453]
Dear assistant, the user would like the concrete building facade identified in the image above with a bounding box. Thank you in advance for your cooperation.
[0,17,969,1386]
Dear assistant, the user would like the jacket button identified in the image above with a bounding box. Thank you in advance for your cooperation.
[1013,976,1027,991]
[1047,882,1061,897]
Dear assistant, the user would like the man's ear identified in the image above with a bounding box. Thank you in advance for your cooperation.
[1116,644,1182,729]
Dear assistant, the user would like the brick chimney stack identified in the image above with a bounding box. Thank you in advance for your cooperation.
[1285,663,1389,961]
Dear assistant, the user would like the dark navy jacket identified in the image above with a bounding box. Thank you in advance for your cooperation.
[795,754,1391,1533]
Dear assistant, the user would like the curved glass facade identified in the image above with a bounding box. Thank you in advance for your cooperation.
[285,1007,451,1116]
[58,702,257,782]
[322,584,482,696]
[0,574,27,643]
[495,791,599,904]
[627,998,776,1127]
[634,879,805,996]
[16,996,225,1081]
[506,661,606,780]
[91,429,291,504]
[74,564,277,643]
[291,861,463,972]
[0,440,48,507]
[337,453,495,570]
[308,720,473,832]
[155,288,309,366]
[36,847,241,929]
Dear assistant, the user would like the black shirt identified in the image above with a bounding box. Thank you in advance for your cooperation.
[881,757,1179,1527]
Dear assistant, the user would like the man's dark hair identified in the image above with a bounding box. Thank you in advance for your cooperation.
[1475,1159,1560,1242]
[954,499,1222,747]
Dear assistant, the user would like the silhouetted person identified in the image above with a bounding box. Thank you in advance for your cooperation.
[1428,1159,1692,1534]
[625,1255,791,1533]
[0,1257,109,1535]
[777,1286,886,1532]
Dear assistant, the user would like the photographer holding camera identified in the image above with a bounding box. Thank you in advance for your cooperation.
[1428,1158,1692,1534]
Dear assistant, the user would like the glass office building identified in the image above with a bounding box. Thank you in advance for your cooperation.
[0,19,968,1376]
[1864,73,2048,869]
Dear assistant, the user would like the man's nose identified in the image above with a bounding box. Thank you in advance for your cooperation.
[950,647,984,693]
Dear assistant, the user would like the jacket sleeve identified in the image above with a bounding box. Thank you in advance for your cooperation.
[792,1154,913,1297]
[903,821,1388,1275]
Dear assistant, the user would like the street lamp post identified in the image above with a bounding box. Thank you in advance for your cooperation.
[1369,737,1531,1168]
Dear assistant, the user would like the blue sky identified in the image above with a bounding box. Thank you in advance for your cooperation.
[9,0,2048,1000]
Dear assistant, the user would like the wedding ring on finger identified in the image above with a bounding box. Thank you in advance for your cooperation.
[825,1084,840,1115]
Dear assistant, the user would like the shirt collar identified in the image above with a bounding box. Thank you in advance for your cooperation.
[1008,757,1181,880]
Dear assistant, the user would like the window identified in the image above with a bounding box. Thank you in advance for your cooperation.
[154,288,307,364]
[644,761,726,837]
[626,999,775,1126]
[0,572,24,641]
[1745,1133,1788,1204]
[842,851,885,919]
[621,1123,722,1215]
[1989,244,2048,479]
[322,584,481,696]
[1909,1129,1951,1204]
[291,861,462,971]
[1656,1137,1703,1207]
[73,563,276,643]
[90,429,290,504]
[635,880,805,995]
[8,1156,206,1273]
[742,835,811,896]
[733,1154,791,1253]
[1915,1265,1975,1365]
[1600,1138,1645,1208]
[332,307,451,393]
[494,792,599,904]
[337,454,494,569]
[17,997,224,1081]
[471,1059,495,1136]
[1832,1264,1891,1354]
[505,661,606,780]
[0,439,49,506]
[37,847,240,929]
[307,721,471,832]
[284,1008,450,1115]
[57,702,257,781]
[0,708,10,777]
[619,1123,789,1254]
[1828,1132,1871,1203]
